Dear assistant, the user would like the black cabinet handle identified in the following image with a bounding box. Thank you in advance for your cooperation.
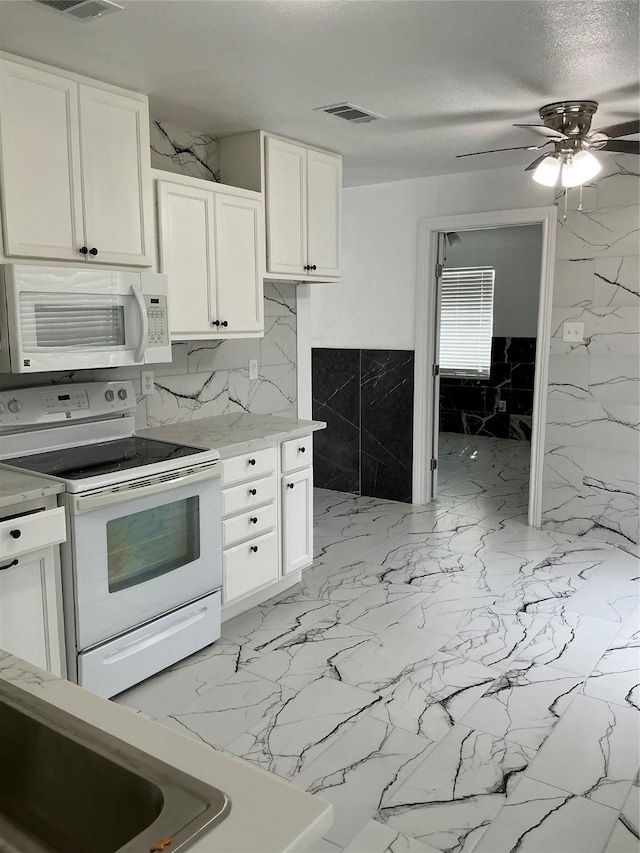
[9,529,21,539]
[251,545,259,553]
[221,321,228,327]
[250,517,258,524]
[287,483,295,489]
[0,559,18,572]
[248,458,256,465]
[249,488,257,496]
[212,320,220,327]
[89,247,98,256]
[298,447,306,453]
[79,246,88,254]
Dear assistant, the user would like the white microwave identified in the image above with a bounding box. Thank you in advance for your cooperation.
[0,264,172,373]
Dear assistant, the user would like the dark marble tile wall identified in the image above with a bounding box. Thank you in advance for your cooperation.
[440,337,536,440]
[312,349,414,503]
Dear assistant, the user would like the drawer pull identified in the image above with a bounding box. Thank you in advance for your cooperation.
[298,447,306,453]
[251,545,259,553]
[0,559,19,572]
[250,517,258,524]
[287,483,295,489]
[249,488,257,496]
[9,529,21,539]
[248,458,256,466]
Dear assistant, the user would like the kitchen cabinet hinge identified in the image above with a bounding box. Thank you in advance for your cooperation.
[432,364,440,377]
[430,459,438,471]
[435,263,443,278]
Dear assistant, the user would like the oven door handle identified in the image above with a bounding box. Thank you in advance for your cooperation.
[69,464,220,514]
[132,284,149,364]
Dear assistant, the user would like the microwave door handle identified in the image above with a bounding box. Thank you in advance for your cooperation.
[132,285,148,363]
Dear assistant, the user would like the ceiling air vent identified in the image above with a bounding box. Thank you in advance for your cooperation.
[316,103,384,124]
[34,0,123,21]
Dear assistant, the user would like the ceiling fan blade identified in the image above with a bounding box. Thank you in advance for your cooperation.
[592,119,640,138]
[514,124,567,139]
[601,139,640,154]
[455,144,546,159]
[525,153,552,172]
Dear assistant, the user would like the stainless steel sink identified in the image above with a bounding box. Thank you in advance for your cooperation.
[0,681,230,853]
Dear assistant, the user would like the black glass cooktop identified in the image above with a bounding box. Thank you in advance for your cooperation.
[5,437,208,481]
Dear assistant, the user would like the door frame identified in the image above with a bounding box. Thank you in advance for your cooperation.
[412,206,557,527]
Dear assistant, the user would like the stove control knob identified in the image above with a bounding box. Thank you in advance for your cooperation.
[105,389,115,402]
[7,399,21,414]
[118,388,128,400]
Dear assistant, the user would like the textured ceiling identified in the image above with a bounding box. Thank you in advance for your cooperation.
[0,0,638,186]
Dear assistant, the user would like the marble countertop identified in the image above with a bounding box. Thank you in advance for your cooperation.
[0,469,64,510]
[140,413,326,459]
[0,651,332,853]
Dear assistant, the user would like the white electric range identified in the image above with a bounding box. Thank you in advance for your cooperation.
[0,381,222,698]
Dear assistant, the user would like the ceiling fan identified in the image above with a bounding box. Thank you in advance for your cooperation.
[457,101,640,187]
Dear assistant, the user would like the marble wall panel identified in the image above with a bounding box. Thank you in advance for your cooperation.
[149,120,220,182]
[542,155,640,552]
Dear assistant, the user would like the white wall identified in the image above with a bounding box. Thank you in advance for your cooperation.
[444,224,542,338]
[310,165,552,350]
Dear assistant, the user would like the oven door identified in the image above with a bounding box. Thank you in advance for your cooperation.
[65,466,221,651]
[3,264,148,372]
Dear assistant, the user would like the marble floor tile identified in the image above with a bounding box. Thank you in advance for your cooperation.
[438,606,548,672]
[603,785,640,853]
[297,558,393,599]
[560,569,639,624]
[482,567,584,614]
[513,608,621,675]
[291,715,435,847]
[471,777,620,853]
[310,839,343,853]
[369,651,499,743]
[334,622,450,696]
[583,630,640,711]
[364,540,486,582]
[400,575,499,637]
[460,661,585,750]
[224,676,382,781]
[314,530,402,566]
[221,597,336,652]
[526,692,640,809]
[161,670,294,749]
[378,725,535,853]
[243,619,373,692]
[343,820,440,853]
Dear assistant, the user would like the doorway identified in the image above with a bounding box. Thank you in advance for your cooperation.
[434,225,542,520]
[412,207,557,527]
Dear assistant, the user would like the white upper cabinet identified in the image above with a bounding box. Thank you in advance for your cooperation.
[156,171,264,340]
[0,55,153,267]
[219,130,342,282]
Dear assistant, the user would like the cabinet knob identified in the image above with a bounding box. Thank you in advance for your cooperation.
[221,321,228,327]
[89,247,98,256]
[0,559,19,572]
[250,517,258,524]
[298,447,306,453]
[251,545,259,553]
[310,265,317,271]
[9,529,21,539]
[249,488,257,496]
[248,458,256,466]
[212,320,220,327]
[287,483,295,489]
[79,246,88,255]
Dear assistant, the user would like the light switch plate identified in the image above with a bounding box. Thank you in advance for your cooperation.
[248,359,259,380]
[562,322,585,343]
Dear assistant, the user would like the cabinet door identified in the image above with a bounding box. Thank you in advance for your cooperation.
[78,84,152,266]
[306,149,341,278]
[214,193,264,334]
[282,467,313,575]
[157,181,216,338]
[0,547,63,675]
[0,60,84,261]
[265,137,306,275]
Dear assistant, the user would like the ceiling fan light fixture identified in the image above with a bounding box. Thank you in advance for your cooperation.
[561,150,602,187]
[532,154,562,187]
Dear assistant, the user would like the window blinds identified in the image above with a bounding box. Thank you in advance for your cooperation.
[439,266,495,378]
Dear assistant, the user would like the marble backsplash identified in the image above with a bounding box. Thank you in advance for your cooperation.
[0,282,297,428]
[541,155,639,553]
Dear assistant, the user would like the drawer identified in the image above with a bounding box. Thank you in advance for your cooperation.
[221,446,277,487]
[0,507,66,560]
[223,530,278,604]
[281,434,312,474]
[222,502,276,548]
[222,475,276,517]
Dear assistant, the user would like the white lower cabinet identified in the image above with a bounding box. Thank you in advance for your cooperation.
[220,434,314,615]
[0,503,66,675]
